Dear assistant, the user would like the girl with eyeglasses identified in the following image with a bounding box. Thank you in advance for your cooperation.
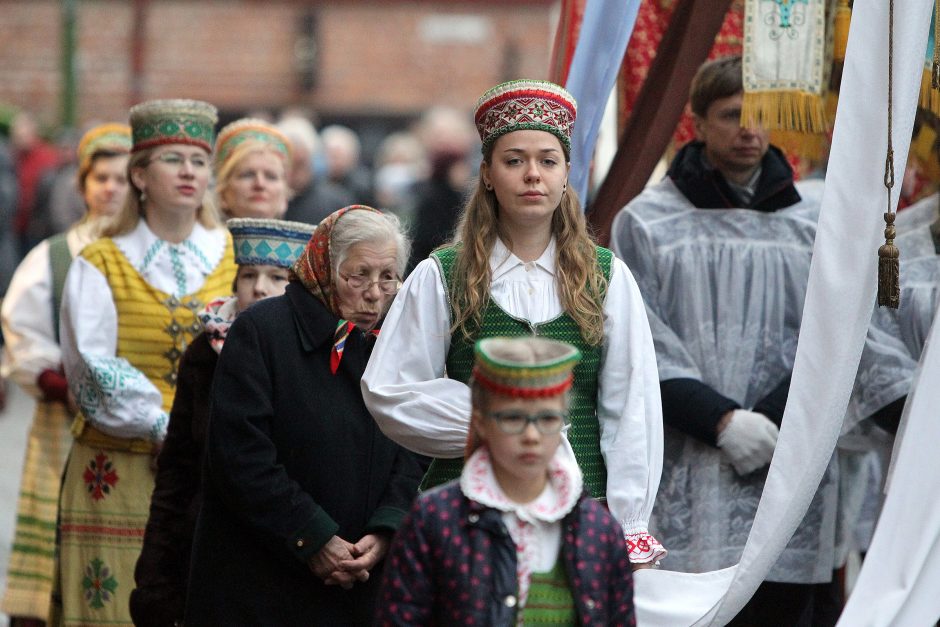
[53,99,236,626]
[377,336,636,625]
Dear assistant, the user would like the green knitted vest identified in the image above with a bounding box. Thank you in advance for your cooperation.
[521,559,577,625]
[420,245,611,497]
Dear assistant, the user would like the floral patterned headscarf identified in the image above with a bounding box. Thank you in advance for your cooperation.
[290,204,383,316]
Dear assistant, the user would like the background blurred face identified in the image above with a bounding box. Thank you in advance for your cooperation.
[84,154,129,220]
[132,145,211,215]
[694,92,769,177]
[334,240,399,332]
[474,393,564,496]
[481,130,569,232]
[221,149,289,218]
[234,264,290,312]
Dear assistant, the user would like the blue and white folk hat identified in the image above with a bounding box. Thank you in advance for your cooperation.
[227,218,316,268]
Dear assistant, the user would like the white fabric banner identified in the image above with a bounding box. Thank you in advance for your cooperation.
[564,0,641,202]
[632,0,934,623]
[837,292,940,626]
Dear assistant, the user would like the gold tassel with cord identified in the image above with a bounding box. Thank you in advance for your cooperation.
[878,212,900,309]
[741,90,829,135]
[834,0,851,62]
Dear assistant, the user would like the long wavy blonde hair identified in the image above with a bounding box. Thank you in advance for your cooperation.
[100,146,223,238]
[448,147,607,346]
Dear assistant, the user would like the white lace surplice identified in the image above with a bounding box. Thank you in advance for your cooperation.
[612,178,838,583]
[59,219,226,442]
[848,194,940,432]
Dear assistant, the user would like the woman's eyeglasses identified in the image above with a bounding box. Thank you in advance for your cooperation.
[150,152,209,170]
[339,272,402,294]
[486,409,568,435]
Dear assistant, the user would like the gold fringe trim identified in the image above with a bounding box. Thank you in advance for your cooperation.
[919,66,940,118]
[834,0,851,62]
[741,89,829,134]
[768,129,827,160]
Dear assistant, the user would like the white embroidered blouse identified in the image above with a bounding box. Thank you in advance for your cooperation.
[1,220,97,398]
[59,219,227,442]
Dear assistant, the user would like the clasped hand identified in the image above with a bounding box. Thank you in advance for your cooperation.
[309,534,389,590]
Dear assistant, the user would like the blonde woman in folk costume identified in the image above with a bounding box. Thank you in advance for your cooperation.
[52,99,235,626]
[362,80,666,568]
[0,123,131,625]
[214,118,292,219]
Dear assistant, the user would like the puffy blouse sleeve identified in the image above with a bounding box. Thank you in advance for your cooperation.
[599,257,667,563]
[60,256,168,442]
[361,257,472,458]
[0,240,59,397]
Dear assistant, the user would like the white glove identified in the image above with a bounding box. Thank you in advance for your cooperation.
[716,409,779,476]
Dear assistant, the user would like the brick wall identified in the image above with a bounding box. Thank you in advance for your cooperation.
[0,0,557,128]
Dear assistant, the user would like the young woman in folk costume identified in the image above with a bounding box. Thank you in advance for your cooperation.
[51,99,235,626]
[0,123,131,625]
[362,80,666,567]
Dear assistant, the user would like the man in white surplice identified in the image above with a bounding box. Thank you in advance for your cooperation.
[611,56,837,626]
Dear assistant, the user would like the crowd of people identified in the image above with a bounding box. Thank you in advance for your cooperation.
[0,54,933,626]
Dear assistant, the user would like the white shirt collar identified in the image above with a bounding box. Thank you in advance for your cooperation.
[489,236,557,281]
[118,219,218,275]
[460,439,582,524]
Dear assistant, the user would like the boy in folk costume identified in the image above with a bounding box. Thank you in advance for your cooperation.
[611,55,838,624]
[377,336,635,626]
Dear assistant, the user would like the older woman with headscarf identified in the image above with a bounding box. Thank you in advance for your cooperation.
[185,206,423,626]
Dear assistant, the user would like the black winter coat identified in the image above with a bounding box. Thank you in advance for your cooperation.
[131,332,217,627]
[185,282,424,626]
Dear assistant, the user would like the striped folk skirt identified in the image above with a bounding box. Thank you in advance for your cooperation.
[0,399,72,620]
[51,438,153,627]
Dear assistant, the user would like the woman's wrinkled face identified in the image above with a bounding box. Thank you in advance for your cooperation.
[84,154,129,220]
[481,130,570,232]
[132,145,211,216]
[234,264,291,312]
[221,150,289,219]
[333,240,399,332]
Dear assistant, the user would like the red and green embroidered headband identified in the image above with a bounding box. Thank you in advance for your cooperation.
[129,98,218,153]
[474,79,577,155]
[472,337,581,399]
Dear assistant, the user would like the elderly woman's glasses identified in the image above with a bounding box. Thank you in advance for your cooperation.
[486,409,567,435]
[339,272,402,294]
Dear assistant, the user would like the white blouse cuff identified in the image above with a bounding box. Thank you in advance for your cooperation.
[622,524,667,564]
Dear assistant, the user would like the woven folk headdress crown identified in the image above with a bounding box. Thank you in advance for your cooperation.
[129,99,218,153]
[474,79,577,155]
